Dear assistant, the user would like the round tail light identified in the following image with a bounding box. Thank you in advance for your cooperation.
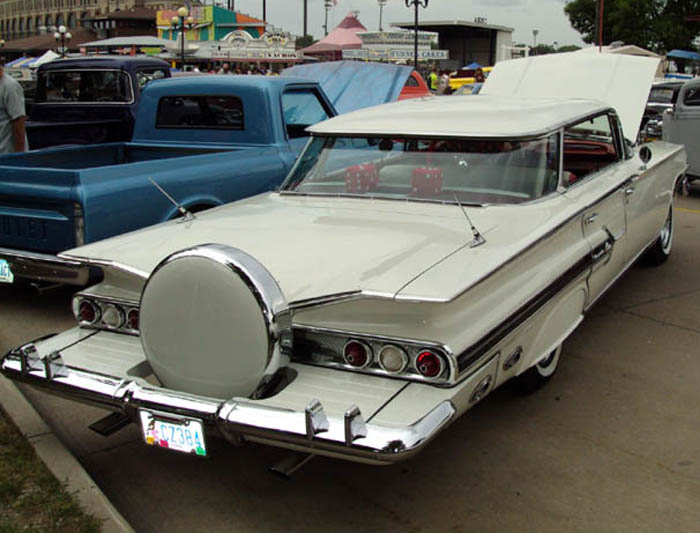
[378,345,408,374]
[101,304,124,329]
[343,340,371,368]
[126,309,139,330]
[78,300,99,325]
[416,350,444,378]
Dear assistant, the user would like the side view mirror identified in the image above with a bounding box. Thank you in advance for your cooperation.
[639,145,652,169]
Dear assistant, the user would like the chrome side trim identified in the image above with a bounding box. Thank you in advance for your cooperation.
[1,345,456,464]
[456,236,611,373]
[584,232,659,312]
[289,291,363,310]
[57,254,149,280]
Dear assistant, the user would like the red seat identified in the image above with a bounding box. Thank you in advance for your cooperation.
[345,163,379,193]
[411,167,443,196]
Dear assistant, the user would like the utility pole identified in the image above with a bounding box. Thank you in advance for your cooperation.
[262,1,266,25]
[598,0,604,51]
[303,0,308,37]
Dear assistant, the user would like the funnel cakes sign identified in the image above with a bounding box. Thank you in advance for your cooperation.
[216,30,299,61]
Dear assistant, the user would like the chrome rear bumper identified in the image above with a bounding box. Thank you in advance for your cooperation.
[0,248,91,285]
[1,339,456,465]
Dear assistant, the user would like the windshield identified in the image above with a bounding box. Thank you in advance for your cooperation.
[283,135,560,205]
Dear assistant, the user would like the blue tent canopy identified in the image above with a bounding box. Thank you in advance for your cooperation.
[4,56,31,67]
[462,62,482,70]
[667,50,700,61]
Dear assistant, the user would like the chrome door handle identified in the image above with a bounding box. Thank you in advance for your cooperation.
[628,174,641,183]
[625,187,636,196]
[584,213,599,225]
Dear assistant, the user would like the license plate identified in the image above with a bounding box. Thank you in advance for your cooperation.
[139,410,206,457]
[0,259,13,283]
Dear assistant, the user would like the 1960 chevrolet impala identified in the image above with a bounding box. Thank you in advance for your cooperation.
[1,53,687,467]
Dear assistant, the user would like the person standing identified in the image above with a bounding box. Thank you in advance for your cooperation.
[428,66,439,93]
[0,62,28,154]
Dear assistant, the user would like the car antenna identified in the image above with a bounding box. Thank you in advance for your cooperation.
[149,177,196,222]
[453,193,486,248]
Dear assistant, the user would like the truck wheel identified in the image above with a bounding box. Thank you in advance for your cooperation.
[643,205,673,266]
[514,344,562,394]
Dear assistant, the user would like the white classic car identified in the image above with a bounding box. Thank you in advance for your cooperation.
[1,54,687,467]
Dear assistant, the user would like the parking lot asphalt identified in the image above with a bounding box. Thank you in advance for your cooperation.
[1,192,699,533]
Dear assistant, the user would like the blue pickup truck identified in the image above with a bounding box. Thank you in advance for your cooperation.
[0,62,415,287]
[0,75,341,285]
[27,56,171,150]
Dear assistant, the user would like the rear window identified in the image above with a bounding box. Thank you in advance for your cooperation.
[36,70,132,103]
[282,89,331,138]
[156,95,244,129]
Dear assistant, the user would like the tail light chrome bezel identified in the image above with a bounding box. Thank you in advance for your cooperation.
[293,327,454,386]
[73,294,140,336]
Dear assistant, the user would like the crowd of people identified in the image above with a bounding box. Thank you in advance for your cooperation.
[426,65,487,95]
[183,62,282,75]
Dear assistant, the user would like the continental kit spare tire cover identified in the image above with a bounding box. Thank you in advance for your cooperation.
[139,244,289,399]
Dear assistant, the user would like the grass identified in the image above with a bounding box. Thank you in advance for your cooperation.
[0,405,103,533]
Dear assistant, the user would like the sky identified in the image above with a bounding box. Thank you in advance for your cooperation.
[227,0,586,47]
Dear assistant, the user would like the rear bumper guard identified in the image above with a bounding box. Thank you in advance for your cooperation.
[1,341,456,464]
[0,247,91,285]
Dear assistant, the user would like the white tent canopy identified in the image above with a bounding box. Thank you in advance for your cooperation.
[31,50,60,68]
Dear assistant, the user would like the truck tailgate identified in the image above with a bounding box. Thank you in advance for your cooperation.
[0,167,79,254]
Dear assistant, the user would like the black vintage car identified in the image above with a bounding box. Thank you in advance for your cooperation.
[641,80,685,140]
[27,56,170,149]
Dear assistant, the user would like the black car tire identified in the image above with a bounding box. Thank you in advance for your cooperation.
[513,344,562,394]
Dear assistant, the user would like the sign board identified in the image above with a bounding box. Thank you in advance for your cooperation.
[343,49,449,60]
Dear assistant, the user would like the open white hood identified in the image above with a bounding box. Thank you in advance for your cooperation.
[481,51,660,142]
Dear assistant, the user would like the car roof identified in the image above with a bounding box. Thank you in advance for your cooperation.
[140,74,319,96]
[38,55,170,71]
[308,95,610,139]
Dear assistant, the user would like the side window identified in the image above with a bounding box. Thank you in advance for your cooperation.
[156,95,244,129]
[281,89,331,139]
[136,68,168,90]
[683,87,700,106]
[562,113,618,186]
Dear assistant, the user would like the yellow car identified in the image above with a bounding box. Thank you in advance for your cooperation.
[449,66,493,91]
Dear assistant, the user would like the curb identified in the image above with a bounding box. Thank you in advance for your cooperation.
[0,374,133,533]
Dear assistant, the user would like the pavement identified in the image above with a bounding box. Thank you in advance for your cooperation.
[1,192,699,533]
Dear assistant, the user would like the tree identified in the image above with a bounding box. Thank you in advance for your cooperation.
[295,35,315,49]
[557,44,582,52]
[564,0,700,53]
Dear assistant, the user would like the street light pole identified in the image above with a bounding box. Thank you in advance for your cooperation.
[171,7,194,70]
[323,0,332,36]
[303,0,308,38]
[404,0,428,72]
[53,25,72,58]
[378,0,387,31]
